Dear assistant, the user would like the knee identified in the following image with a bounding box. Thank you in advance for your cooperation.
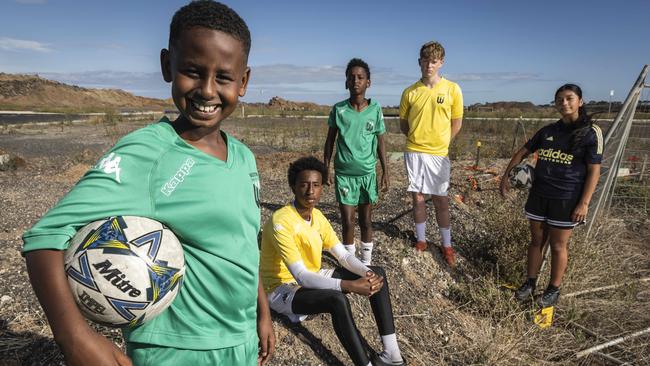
[413,193,426,204]
[341,215,354,228]
[359,216,372,231]
[550,242,567,254]
[432,196,448,209]
[529,238,544,248]
[329,292,352,313]
[368,265,386,277]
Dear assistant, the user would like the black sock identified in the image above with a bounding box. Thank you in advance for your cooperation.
[546,284,559,293]
[526,278,537,287]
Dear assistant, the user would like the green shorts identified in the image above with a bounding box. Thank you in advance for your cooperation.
[127,333,258,366]
[335,172,378,206]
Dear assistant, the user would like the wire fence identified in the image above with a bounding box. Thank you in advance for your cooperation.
[587,65,650,237]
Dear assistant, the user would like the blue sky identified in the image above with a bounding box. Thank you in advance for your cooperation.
[1,0,649,107]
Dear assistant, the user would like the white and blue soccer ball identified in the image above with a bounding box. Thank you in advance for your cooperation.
[509,163,535,189]
[64,216,185,328]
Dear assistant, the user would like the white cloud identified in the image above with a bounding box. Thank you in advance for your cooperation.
[0,37,51,52]
[448,72,540,82]
[249,64,413,86]
[14,0,47,4]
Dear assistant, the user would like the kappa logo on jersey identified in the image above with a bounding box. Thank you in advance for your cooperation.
[161,158,195,197]
[96,153,122,183]
[538,148,574,165]
[436,95,445,104]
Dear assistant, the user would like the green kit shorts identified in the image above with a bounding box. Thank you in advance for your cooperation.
[127,333,258,366]
[335,172,378,206]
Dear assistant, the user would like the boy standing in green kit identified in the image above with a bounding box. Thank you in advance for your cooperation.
[324,58,389,266]
[21,2,274,365]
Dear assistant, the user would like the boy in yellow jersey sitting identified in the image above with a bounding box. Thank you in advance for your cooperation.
[399,40,463,267]
[260,157,405,366]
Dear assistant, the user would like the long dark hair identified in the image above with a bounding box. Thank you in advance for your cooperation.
[555,83,592,151]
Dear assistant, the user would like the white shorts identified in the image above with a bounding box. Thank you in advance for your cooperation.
[404,152,450,196]
[267,268,335,323]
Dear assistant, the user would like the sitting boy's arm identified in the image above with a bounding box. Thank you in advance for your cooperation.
[25,250,132,366]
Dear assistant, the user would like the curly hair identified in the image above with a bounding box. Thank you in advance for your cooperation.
[169,1,251,58]
[287,156,328,187]
[345,58,371,80]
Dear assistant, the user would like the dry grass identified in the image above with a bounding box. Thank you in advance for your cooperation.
[0,116,648,365]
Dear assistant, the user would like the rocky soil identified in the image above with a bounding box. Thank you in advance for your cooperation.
[1,118,648,366]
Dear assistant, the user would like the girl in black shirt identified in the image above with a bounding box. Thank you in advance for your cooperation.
[500,84,603,307]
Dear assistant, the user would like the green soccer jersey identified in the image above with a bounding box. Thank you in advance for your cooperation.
[327,99,386,176]
[22,117,261,350]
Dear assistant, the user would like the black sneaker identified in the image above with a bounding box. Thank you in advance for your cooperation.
[514,280,535,301]
[538,287,560,308]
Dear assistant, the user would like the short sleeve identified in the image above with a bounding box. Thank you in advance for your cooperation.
[269,218,303,266]
[327,106,337,128]
[451,84,464,120]
[584,125,604,164]
[399,88,411,120]
[376,104,386,135]
[22,134,158,253]
[524,127,545,152]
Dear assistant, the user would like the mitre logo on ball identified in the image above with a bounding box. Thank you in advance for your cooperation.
[64,216,185,328]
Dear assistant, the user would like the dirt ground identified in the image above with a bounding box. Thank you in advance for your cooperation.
[1,119,648,366]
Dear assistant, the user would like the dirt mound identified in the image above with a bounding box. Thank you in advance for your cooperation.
[0,73,171,111]
[267,96,323,111]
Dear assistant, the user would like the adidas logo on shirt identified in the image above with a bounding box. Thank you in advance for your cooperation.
[546,136,554,141]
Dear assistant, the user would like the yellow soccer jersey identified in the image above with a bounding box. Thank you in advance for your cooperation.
[399,78,463,156]
[260,204,339,293]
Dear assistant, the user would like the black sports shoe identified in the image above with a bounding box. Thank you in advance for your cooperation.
[538,286,560,307]
[514,280,535,301]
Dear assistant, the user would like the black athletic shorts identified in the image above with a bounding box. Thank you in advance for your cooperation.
[524,191,583,228]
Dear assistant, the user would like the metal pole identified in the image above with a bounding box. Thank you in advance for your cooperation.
[586,65,648,238]
[604,65,648,145]
[605,91,641,213]
[576,327,650,358]
[608,90,613,117]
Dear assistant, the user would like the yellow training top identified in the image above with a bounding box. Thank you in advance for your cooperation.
[260,204,339,293]
[399,78,464,156]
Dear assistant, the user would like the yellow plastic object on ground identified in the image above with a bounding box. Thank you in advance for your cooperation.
[534,306,554,329]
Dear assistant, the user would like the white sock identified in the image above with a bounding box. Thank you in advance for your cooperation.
[360,241,373,265]
[440,227,452,248]
[344,244,356,256]
[381,333,402,361]
[415,222,426,242]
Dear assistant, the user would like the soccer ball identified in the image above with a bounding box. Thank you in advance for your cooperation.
[64,216,185,328]
[509,163,535,189]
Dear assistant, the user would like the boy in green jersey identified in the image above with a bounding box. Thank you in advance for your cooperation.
[324,58,389,265]
[21,2,274,365]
